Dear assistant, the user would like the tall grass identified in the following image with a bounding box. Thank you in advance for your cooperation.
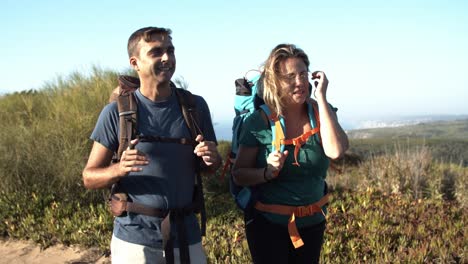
[0,67,118,200]
[328,143,467,207]
[0,68,466,262]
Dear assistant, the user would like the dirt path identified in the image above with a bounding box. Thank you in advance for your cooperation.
[0,239,110,264]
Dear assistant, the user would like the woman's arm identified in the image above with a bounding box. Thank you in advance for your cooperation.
[316,101,349,159]
[232,145,288,186]
[232,145,266,186]
[312,71,349,159]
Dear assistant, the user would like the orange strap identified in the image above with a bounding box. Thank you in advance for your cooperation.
[272,116,284,152]
[220,152,233,181]
[281,127,320,166]
[268,115,284,177]
[254,194,330,248]
[270,102,322,167]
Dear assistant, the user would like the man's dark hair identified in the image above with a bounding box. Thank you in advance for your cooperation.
[127,27,172,58]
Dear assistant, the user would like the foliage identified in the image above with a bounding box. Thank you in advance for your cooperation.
[1,183,465,263]
[0,67,118,198]
[323,189,466,263]
[349,138,468,167]
[0,68,466,263]
[0,189,112,250]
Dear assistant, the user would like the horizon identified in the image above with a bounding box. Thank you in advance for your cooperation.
[2,0,468,127]
[214,113,468,140]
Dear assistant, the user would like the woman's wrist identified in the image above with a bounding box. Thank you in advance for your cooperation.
[263,167,272,182]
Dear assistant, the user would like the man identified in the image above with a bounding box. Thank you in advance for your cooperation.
[83,26,221,264]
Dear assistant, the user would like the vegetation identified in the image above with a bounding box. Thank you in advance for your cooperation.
[348,138,468,167]
[0,69,466,263]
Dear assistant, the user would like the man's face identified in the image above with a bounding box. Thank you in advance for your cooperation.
[132,33,176,83]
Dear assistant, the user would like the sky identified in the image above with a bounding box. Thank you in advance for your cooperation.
[1,0,467,134]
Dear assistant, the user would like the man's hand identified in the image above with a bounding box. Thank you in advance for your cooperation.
[117,138,149,176]
[194,135,221,168]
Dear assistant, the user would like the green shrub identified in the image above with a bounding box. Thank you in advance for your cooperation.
[0,68,466,263]
[1,187,465,263]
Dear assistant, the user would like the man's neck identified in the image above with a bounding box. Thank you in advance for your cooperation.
[139,78,172,102]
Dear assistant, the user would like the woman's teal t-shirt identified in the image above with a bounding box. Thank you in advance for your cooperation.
[239,107,332,227]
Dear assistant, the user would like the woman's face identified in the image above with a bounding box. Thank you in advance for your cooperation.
[278,57,310,106]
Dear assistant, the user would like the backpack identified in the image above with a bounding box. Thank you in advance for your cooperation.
[224,72,324,214]
[108,75,206,263]
[109,75,202,161]
[219,72,264,213]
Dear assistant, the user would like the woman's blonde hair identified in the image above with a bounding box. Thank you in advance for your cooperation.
[261,44,309,116]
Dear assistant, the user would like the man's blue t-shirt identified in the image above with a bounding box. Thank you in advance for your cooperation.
[91,88,217,248]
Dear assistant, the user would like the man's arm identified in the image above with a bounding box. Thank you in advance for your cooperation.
[193,96,222,172]
[82,140,148,189]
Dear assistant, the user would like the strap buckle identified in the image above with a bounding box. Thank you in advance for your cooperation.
[119,110,136,116]
[294,204,321,217]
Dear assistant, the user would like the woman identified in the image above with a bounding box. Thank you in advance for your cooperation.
[232,44,349,263]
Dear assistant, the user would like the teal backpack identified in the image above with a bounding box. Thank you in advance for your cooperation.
[218,71,264,212]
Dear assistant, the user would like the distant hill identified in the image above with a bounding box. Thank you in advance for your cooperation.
[346,119,468,166]
[214,117,468,165]
[346,118,468,140]
[217,115,468,141]
[343,114,468,130]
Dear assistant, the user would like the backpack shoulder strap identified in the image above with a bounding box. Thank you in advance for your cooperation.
[307,99,321,143]
[115,75,140,160]
[116,93,138,160]
[261,100,324,167]
[259,104,286,153]
[174,87,202,139]
[173,86,207,236]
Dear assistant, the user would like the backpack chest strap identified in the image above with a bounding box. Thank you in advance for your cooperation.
[281,127,320,166]
[139,135,197,147]
[264,101,321,167]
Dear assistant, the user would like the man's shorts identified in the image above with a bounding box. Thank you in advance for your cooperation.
[111,234,207,264]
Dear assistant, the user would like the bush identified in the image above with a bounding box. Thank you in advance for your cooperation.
[0,68,465,263]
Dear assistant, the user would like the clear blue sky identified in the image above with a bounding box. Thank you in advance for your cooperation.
[1,0,467,129]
